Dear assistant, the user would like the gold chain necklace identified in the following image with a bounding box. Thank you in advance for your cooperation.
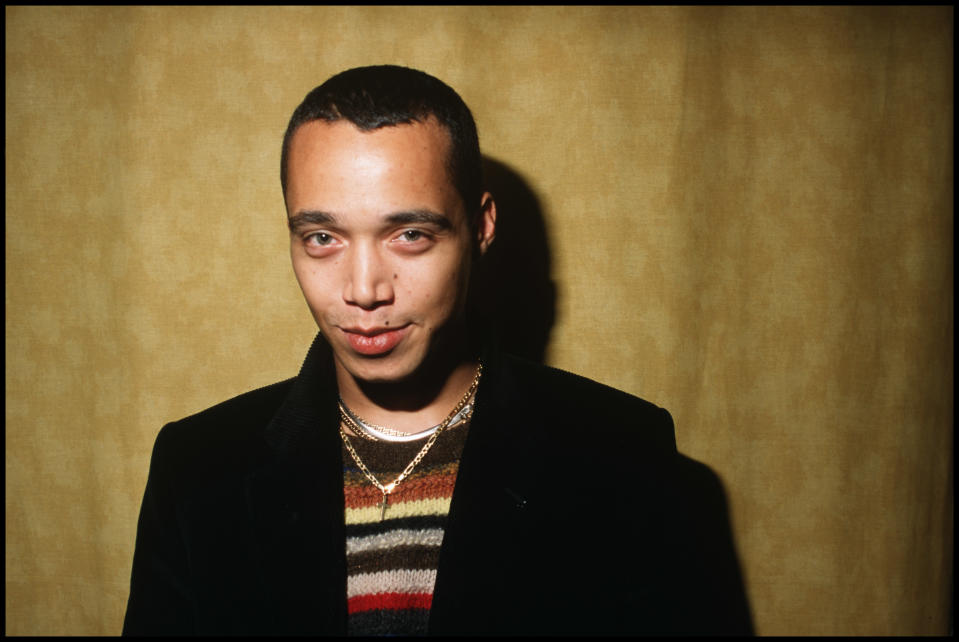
[339,398,474,442]
[339,363,482,521]
[341,406,427,439]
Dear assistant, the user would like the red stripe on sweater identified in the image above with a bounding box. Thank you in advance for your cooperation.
[348,592,433,613]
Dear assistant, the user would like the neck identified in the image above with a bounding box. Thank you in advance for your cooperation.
[335,327,479,434]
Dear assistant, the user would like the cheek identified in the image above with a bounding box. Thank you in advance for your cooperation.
[401,260,468,314]
[293,261,338,310]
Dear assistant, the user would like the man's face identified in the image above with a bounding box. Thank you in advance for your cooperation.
[285,118,493,385]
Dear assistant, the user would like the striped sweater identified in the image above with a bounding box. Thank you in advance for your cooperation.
[341,420,470,636]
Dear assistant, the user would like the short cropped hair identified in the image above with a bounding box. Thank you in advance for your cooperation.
[281,65,483,214]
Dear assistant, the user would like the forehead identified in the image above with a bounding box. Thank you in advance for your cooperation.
[285,118,460,218]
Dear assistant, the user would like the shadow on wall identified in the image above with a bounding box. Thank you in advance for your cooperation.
[669,452,755,633]
[470,155,754,634]
[470,156,557,364]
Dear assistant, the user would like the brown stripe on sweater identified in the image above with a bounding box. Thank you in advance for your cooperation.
[344,460,460,487]
[344,471,458,507]
[347,544,444,575]
[342,424,469,473]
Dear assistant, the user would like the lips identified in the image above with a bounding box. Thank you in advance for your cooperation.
[341,325,410,356]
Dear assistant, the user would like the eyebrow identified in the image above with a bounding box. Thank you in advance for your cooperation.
[287,210,336,233]
[384,209,453,231]
[287,208,453,233]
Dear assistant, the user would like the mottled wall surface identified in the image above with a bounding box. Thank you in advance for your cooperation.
[5,6,952,635]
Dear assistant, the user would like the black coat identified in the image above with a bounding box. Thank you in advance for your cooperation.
[123,334,752,635]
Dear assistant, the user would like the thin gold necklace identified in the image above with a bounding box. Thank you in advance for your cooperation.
[339,363,482,521]
[339,398,474,442]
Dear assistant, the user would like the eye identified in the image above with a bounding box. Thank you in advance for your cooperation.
[391,228,435,253]
[306,232,334,246]
[400,229,425,242]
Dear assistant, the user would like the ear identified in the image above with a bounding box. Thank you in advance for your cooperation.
[475,191,497,255]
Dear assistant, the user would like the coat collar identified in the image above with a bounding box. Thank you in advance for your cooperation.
[263,332,340,455]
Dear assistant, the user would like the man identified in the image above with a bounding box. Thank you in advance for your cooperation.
[123,65,752,635]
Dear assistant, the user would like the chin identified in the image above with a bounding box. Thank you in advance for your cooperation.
[338,349,423,385]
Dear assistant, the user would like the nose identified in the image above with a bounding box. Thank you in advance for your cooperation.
[343,243,394,310]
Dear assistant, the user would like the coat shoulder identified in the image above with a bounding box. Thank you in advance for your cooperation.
[507,355,665,411]
[495,353,677,453]
[159,379,294,446]
[148,379,296,490]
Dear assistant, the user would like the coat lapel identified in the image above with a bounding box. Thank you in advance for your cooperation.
[245,334,348,634]
[429,346,547,633]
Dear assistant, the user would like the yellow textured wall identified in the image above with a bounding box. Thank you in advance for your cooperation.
[5,6,953,635]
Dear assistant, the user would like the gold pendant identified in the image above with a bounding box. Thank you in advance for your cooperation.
[380,483,395,521]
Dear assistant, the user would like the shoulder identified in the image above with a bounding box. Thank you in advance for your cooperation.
[149,379,296,486]
[493,353,676,453]
[159,378,294,445]
[504,354,664,412]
